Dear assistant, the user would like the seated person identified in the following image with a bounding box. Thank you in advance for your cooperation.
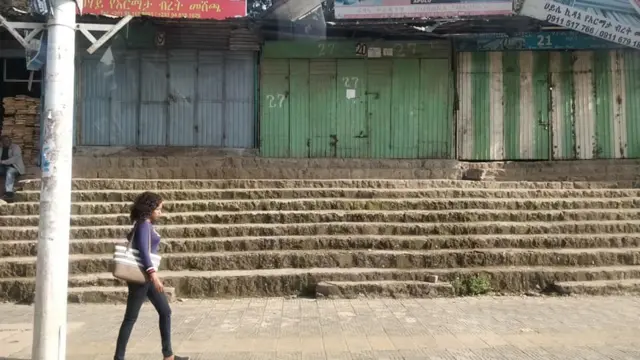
[0,135,25,202]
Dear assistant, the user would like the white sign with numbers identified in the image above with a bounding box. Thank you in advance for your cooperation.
[519,0,640,50]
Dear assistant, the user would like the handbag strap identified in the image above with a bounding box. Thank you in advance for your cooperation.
[147,224,152,259]
[125,222,137,250]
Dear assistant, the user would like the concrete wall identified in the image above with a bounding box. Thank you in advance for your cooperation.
[65,146,640,182]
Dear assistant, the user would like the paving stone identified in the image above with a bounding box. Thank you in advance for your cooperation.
[2,297,640,359]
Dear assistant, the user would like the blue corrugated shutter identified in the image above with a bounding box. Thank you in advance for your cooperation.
[77,49,256,148]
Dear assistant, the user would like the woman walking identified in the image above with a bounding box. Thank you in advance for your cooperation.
[114,191,189,360]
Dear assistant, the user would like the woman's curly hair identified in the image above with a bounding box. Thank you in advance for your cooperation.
[129,191,163,223]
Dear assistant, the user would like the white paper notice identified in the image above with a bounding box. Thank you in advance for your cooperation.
[367,47,382,58]
[383,48,394,57]
[346,89,356,99]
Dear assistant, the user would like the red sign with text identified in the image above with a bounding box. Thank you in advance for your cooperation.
[82,0,246,19]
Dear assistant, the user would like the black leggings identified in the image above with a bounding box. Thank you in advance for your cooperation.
[114,282,173,360]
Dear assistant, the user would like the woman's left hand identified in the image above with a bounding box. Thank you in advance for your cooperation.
[150,272,164,293]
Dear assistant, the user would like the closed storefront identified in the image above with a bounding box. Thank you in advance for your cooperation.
[456,49,640,161]
[550,50,640,160]
[457,51,551,161]
[76,23,259,149]
[260,40,454,159]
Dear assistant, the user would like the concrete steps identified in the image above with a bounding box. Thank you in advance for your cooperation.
[3,248,640,278]
[15,188,640,202]
[4,209,640,227]
[4,197,640,216]
[3,234,640,257]
[315,280,454,299]
[63,153,640,181]
[3,178,640,302]
[3,221,640,241]
[551,279,640,296]
[3,265,640,302]
[19,178,640,191]
[67,286,176,304]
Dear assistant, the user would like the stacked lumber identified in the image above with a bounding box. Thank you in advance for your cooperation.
[2,96,40,166]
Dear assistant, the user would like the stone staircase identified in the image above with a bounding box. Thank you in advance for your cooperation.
[1,178,640,303]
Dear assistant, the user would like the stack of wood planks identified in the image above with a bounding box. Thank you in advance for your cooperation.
[2,96,40,166]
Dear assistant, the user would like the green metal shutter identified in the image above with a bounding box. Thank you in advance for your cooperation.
[260,41,454,159]
[457,51,551,161]
[260,59,290,157]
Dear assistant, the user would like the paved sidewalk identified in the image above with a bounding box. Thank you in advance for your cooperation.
[2,296,640,360]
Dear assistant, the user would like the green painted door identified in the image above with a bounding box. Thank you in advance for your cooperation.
[532,52,551,160]
[260,59,291,157]
[336,59,369,158]
[391,59,420,158]
[308,60,338,157]
[457,52,552,161]
[419,59,453,158]
[259,41,454,159]
[367,60,393,159]
[289,60,311,157]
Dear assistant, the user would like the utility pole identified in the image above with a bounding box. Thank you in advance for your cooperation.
[31,0,76,359]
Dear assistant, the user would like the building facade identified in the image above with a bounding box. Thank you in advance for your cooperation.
[4,15,640,165]
[259,35,640,161]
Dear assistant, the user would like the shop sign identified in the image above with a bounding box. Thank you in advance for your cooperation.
[519,0,640,50]
[334,0,513,20]
[454,31,620,51]
[82,0,246,19]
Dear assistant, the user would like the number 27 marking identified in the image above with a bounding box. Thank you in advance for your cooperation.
[266,94,286,108]
[318,43,335,56]
[343,77,359,88]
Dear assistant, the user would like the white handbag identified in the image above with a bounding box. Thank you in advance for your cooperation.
[112,226,162,284]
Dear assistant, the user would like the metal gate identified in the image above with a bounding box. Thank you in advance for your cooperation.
[260,41,454,159]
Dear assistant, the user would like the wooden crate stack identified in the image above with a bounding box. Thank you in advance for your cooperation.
[2,96,41,166]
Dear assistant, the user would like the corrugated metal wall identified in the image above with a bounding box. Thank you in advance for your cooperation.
[260,51,454,159]
[624,51,640,158]
[159,21,261,51]
[457,49,640,161]
[550,50,640,160]
[77,49,256,148]
[457,51,550,161]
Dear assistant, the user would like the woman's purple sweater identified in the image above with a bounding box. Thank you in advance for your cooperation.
[132,220,161,274]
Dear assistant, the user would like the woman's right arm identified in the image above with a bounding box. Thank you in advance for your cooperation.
[133,221,156,276]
